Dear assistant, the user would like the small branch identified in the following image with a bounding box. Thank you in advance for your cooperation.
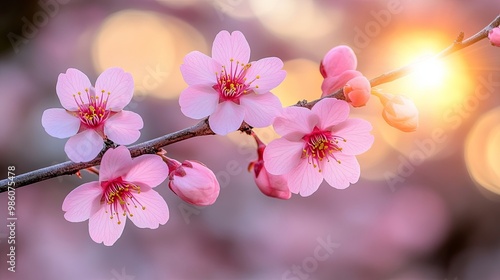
[0,15,498,193]
[323,14,500,100]
[0,120,214,192]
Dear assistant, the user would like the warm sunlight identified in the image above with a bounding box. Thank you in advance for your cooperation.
[381,31,474,119]
[411,56,447,89]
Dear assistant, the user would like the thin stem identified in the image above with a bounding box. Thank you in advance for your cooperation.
[0,15,498,193]
[314,14,500,108]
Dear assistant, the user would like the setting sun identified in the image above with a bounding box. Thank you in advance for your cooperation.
[411,55,447,89]
[380,31,474,119]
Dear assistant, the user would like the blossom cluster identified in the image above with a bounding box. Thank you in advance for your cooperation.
[41,30,432,245]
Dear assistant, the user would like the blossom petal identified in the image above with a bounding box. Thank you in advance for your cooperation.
[312,98,350,129]
[180,51,219,85]
[287,160,324,197]
[179,84,219,119]
[123,154,169,188]
[321,45,357,78]
[321,153,360,189]
[89,206,126,246]
[41,108,80,139]
[212,30,250,65]
[208,101,245,135]
[263,138,304,175]
[245,57,286,94]
[99,146,133,183]
[62,181,102,222]
[321,70,362,97]
[64,130,103,163]
[56,68,92,111]
[334,118,374,155]
[127,190,169,229]
[104,111,143,145]
[95,67,134,111]
[273,106,317,138]
[240,92,282,128]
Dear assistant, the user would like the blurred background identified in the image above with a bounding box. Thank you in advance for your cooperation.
[0,0,499,279]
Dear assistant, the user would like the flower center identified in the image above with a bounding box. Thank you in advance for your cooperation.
[213,58,259,103]
[101,178,145,225]
[302,127,346,172]
[73,88,111,128]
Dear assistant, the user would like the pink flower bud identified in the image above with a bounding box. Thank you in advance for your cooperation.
[378,93,419,132]
[321,70,362,97]
[248,132,291,200]
[249,162,291,200]
[343,76,371,107]
[168,159,220,206]
[320,45,357,78]
[488,27,500,47]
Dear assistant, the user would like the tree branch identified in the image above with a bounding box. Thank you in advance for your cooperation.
[1,15,498,193]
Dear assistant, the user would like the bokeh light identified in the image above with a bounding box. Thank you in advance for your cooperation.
[272,58,323,106]
[251,0,341,41]
[92,9,207,100]
[465,107,500,195]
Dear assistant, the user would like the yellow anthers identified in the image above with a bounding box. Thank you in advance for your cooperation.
[77,92,81,95]
[101,89,105,93]
[230,58,234,62]
[142,206,146,210]
[256,75,260,79]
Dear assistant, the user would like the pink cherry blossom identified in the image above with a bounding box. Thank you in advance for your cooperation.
[179,30,286,135]
[263,98,374,197]
[488,27,500,47]
[248,132,291,200]
[62,146,169,246]
[165,157,220,206]
[320,45,371,106]
[42,68,143,163]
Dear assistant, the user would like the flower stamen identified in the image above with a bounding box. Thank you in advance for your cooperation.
[302,127,344,172]
[102,179,145,224]
[72,88,111,128]
[214,58,255,102]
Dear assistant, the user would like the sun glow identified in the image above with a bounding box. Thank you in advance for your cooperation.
[411,56,446,89]
[380,31,473,121]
